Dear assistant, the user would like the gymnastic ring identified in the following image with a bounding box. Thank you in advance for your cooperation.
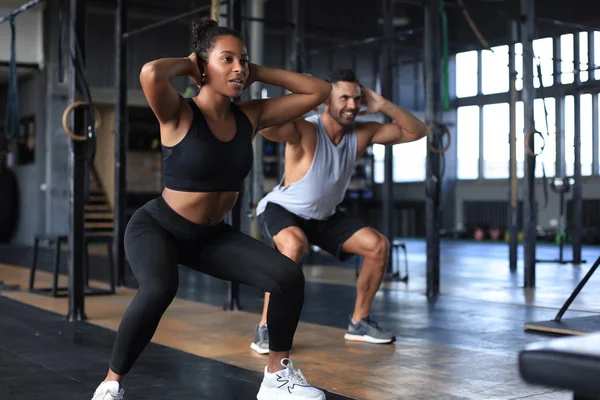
[62,100,101,142]
[524,128,545,157]
[429,123,452,154]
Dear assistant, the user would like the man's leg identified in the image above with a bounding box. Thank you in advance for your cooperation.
[340,227,389,323]
[312,212,394,344]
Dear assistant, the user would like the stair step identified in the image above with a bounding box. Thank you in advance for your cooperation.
[85,204,111,211]
[85,218,114,224]
[85,227,114,233]
[85,222,114,229]
[87,200,108,206]
[85,212,114,220]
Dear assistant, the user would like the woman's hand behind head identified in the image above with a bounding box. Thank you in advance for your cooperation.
[187,52,204,88]
[243,63,259,90]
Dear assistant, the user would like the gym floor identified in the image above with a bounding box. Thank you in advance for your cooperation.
[1,239,599,399]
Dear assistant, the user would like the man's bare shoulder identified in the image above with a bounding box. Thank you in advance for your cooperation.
[296,117,318,132]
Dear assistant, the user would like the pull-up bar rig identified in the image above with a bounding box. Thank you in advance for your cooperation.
[0,0,43,24]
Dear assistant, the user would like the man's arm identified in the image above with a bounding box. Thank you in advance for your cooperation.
[359,85,429,146]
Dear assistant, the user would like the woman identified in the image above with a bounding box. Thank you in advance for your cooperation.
[91,18,331,400]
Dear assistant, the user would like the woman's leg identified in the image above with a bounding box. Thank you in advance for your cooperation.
[181,227,324,399]
[182,227,304,368]
[106,211,180,381]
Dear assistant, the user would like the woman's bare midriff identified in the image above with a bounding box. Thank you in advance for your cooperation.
[162,188,239,225]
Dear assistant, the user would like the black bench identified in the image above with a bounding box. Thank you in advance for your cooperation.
[519,332,600,400]
[29,232,115,297]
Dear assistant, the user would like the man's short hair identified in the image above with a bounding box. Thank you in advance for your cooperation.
[325,68,358,84]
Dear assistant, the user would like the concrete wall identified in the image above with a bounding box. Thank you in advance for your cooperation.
[387,179,600,233]
[0,3,44,65]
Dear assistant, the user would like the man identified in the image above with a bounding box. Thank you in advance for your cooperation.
[251,69,429,354]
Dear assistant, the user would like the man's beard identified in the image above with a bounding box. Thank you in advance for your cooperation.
[328,107,357,128]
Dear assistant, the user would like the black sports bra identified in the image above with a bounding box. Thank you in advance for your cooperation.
[161,99,254,192]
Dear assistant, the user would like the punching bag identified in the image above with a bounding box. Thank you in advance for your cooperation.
[0,167,19,243]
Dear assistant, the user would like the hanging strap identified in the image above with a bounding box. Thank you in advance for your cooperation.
[5,15,20,139]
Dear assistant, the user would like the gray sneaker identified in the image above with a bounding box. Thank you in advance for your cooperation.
[250,323,269,354]
[344,316,395,344]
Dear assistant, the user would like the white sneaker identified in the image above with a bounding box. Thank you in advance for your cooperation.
[91,381,125,400]
[257,358,326,399]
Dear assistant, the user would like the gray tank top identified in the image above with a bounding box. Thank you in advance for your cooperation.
[256,114,358,220]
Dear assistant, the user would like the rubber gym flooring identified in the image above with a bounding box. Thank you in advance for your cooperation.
[1,239,599,399]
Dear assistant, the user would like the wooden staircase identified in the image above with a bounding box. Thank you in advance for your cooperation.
[85,168,113,238]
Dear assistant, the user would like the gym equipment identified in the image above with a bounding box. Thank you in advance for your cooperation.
[0,167,19,243]
[29,233,115,297]
[536,177,586,265]
[525,255,600,335]
[519,331,600,399]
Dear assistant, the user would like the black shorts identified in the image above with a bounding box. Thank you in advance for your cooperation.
[260,202,368,261]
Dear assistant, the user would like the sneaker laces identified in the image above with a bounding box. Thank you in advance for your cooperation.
[92,385,124,400]
[92,392,124,400]
[280,358,309,386]
[364,316,382,330]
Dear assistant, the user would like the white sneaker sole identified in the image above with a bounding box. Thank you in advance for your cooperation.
[257,386,326,400]
[250,342,270,354]
[344,333,394,344]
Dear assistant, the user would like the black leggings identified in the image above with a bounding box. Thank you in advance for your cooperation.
[109,197,305,375]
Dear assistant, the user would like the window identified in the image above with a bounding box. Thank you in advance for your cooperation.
[482,103,510,178]
[373,144,384,183]
[580,32,589,82]
[533,97,556,177]
[581,94,593,176]
[565,95,574,176]
[561,34,574,84]
[487,99,553,180]
[515,102,525,178]
[533,37,554,88]
[482,45,508,94]
[457,105,480,179]
[373,140,427,183]
[595,32,600,80]
[514,38,553,91]
[455,50,478,98]
[515,43,523,91]
[393,140,427,182]
[565,95,593,177]
[598,95,600,174]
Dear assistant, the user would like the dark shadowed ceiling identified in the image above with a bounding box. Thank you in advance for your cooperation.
[103,0,600,59]
[3,0,600,68]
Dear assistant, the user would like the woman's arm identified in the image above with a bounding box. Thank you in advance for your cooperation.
[139,54,202,128]
[242,65,331,133]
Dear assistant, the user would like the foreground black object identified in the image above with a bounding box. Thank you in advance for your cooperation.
[519,332,600,400]
[0,296,350,400]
